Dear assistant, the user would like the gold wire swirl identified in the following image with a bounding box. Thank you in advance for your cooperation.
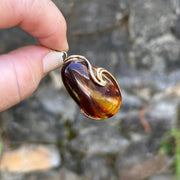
[62,51,68,60]
[63,55,108,86]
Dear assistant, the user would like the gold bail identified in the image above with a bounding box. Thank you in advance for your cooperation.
[62,51,68,61]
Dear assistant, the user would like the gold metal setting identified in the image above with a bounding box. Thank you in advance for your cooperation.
[61,53,122,120]
[63,55,109,86]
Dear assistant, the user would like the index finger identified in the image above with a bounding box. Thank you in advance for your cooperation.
[0,0,68,51]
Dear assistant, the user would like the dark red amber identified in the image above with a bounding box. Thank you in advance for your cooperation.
[61,56,122,120]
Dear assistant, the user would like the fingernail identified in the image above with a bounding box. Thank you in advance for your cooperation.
[63,39,69,52]
[43,51,65,75]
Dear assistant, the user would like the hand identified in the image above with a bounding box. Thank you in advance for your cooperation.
[0,0,68,111]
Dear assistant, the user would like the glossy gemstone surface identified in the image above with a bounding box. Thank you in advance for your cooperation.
[61,57,122,120]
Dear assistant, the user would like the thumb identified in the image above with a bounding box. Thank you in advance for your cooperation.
[0,46,64,111]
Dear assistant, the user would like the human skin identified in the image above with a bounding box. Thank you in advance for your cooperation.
[0,0,69,111]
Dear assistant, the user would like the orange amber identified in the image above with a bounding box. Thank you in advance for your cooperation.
[61,56,122,120]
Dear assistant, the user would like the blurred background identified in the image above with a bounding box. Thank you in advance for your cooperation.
[0,0,180,179]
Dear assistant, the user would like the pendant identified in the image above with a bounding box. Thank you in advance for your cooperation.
[61,52,122,120]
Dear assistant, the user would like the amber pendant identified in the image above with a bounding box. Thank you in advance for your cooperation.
[61,54,122,120]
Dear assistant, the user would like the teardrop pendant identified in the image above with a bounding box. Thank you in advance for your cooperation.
[61,54,122,120]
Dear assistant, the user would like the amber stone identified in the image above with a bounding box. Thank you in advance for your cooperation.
[61,57,122,120]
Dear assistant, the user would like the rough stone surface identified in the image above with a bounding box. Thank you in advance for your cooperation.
[149,174,175,180]
[173,15,180,38]
[129,0,175,41]
[0,145,60,173]
[22,169,81,180]
[117,154,171,180]
[0,0,179,179]
[70,127,129,154]
[81,155,117,180]
[60,0,127,35]
[128,0,179,71]
[0,96,65,143]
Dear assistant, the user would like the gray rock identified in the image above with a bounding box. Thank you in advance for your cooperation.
[120,110,145,135]
[24,169,81,180]
[173,15,180,38]
[63,0,126,35]
[53,0,74,17]
[0,174,24,180]
[146,98,178,127]
[0,26,36,53]
[59,168,82,180]
[129,0,180,73]
[1,96,65,143]
[81,155,117,180]
[36,82,77,123]
[116,142,172,180]
[116,141,151,168]
[128,0,179,72]
[70,127,129,155]
[129,0,175,41]
[149,174,174,180]
[26,171,60,180]
[120,90,142,110]
[130,33,180,71]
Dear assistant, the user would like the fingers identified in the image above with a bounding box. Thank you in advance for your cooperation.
[0,0,68,111]
[0,46,65,112]
[0,0,68,51]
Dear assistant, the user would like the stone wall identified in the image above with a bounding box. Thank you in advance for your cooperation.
[0,0,180,179]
